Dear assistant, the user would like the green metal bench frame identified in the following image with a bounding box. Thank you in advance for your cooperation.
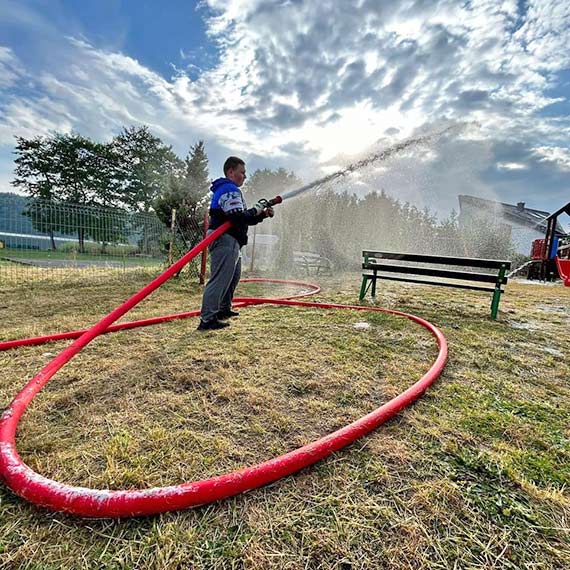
[293,251,333,276]
[359,251,511,319]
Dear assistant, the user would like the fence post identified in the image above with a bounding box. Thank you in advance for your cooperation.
[250,225,257,273]
[168,208,176,266]
[199,210,209,285]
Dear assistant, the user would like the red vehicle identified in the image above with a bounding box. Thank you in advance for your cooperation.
[531,238,546,261]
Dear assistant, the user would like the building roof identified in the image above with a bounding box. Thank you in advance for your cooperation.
[546,200,570,221]
[458,195,567,236]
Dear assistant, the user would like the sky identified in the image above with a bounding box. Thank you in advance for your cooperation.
[0,0,569,223]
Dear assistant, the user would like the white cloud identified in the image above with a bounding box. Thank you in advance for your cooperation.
[533,146,570,170]
[195,1,570,151]
[3,2,570,157]
[497,162,528,171]
[1,0,570,213]
[0,97,76,143]
[0,46,24,88]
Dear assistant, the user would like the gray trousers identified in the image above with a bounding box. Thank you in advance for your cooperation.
[200,233,241,322]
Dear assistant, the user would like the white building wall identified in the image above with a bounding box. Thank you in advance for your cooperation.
[459,202,543,255]
[509,223,544,255]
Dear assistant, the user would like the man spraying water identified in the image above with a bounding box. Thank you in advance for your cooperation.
[198,156,277,330]
[198,126,463,330]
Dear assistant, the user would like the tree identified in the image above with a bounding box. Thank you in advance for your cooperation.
[48,133,125,251]
[155,141,210,224]
[184,140,210,213]
[12,135,60,249]
[13,132,126,205]
[436,209,464,256]
[154,140,210,265]
[12,132,130,252]
[12,136,57,199]
[460,216,515,260]
[112,126,184,254]
[243,167,301,205]
[112,126,183,213]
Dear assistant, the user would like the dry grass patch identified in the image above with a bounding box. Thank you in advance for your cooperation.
[0,273,569,569]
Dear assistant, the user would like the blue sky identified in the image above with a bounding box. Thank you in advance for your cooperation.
[0,0,569,224]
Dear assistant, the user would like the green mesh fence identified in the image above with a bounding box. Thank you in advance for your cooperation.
[0,194,204,286]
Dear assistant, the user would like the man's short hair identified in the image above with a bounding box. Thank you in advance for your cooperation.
[223,156,245,176]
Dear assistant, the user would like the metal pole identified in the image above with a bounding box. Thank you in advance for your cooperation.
[250,224,257,273]
[199,209,209,285]
[541,217,554,281]
[168,208,176,267]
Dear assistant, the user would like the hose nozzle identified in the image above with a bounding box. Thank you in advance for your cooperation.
[258,195,283,208]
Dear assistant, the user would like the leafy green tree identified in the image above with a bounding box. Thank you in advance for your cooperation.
[112,126,183,213]
[13,132,125,205]
[243,167,301,205]
[50,133,129,251]
[12,136,57,199]
[154,140,210,226]
[13,132,131,252]
[51,133,94,204]
[81,141,131,253]
[112,126,183,254]
[12,135,60,249]
[154,140,210,266]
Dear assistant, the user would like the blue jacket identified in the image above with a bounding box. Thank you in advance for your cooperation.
[209,178,263,246]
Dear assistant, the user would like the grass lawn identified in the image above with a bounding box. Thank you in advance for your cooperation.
[0,247,163,266]
[0,273,568,569]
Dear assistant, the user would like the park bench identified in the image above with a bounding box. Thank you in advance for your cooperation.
[360,250,511,319]
[293,251,333,276]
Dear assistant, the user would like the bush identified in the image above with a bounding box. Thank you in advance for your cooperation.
[58,241,138,256]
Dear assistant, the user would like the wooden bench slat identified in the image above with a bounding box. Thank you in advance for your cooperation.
[362,263,508,284]
[362,251,512,270]
[362,273,504,293]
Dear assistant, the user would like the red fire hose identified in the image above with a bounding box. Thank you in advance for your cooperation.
[0,278,320,352]
[0,220,447,518]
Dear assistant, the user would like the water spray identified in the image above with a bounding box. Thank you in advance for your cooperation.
[275,123,468,203]
[252,125,467,210]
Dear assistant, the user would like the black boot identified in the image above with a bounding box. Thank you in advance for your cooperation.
[197,318,230,331]
[217,309,240,320]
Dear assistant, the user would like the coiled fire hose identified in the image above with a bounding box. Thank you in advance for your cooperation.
[0,199,447,518]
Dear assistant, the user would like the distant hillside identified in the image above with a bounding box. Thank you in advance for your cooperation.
[0,192,36,234]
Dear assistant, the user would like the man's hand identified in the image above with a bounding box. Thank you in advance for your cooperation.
[252,201,265,215]
[265,206,275,218]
